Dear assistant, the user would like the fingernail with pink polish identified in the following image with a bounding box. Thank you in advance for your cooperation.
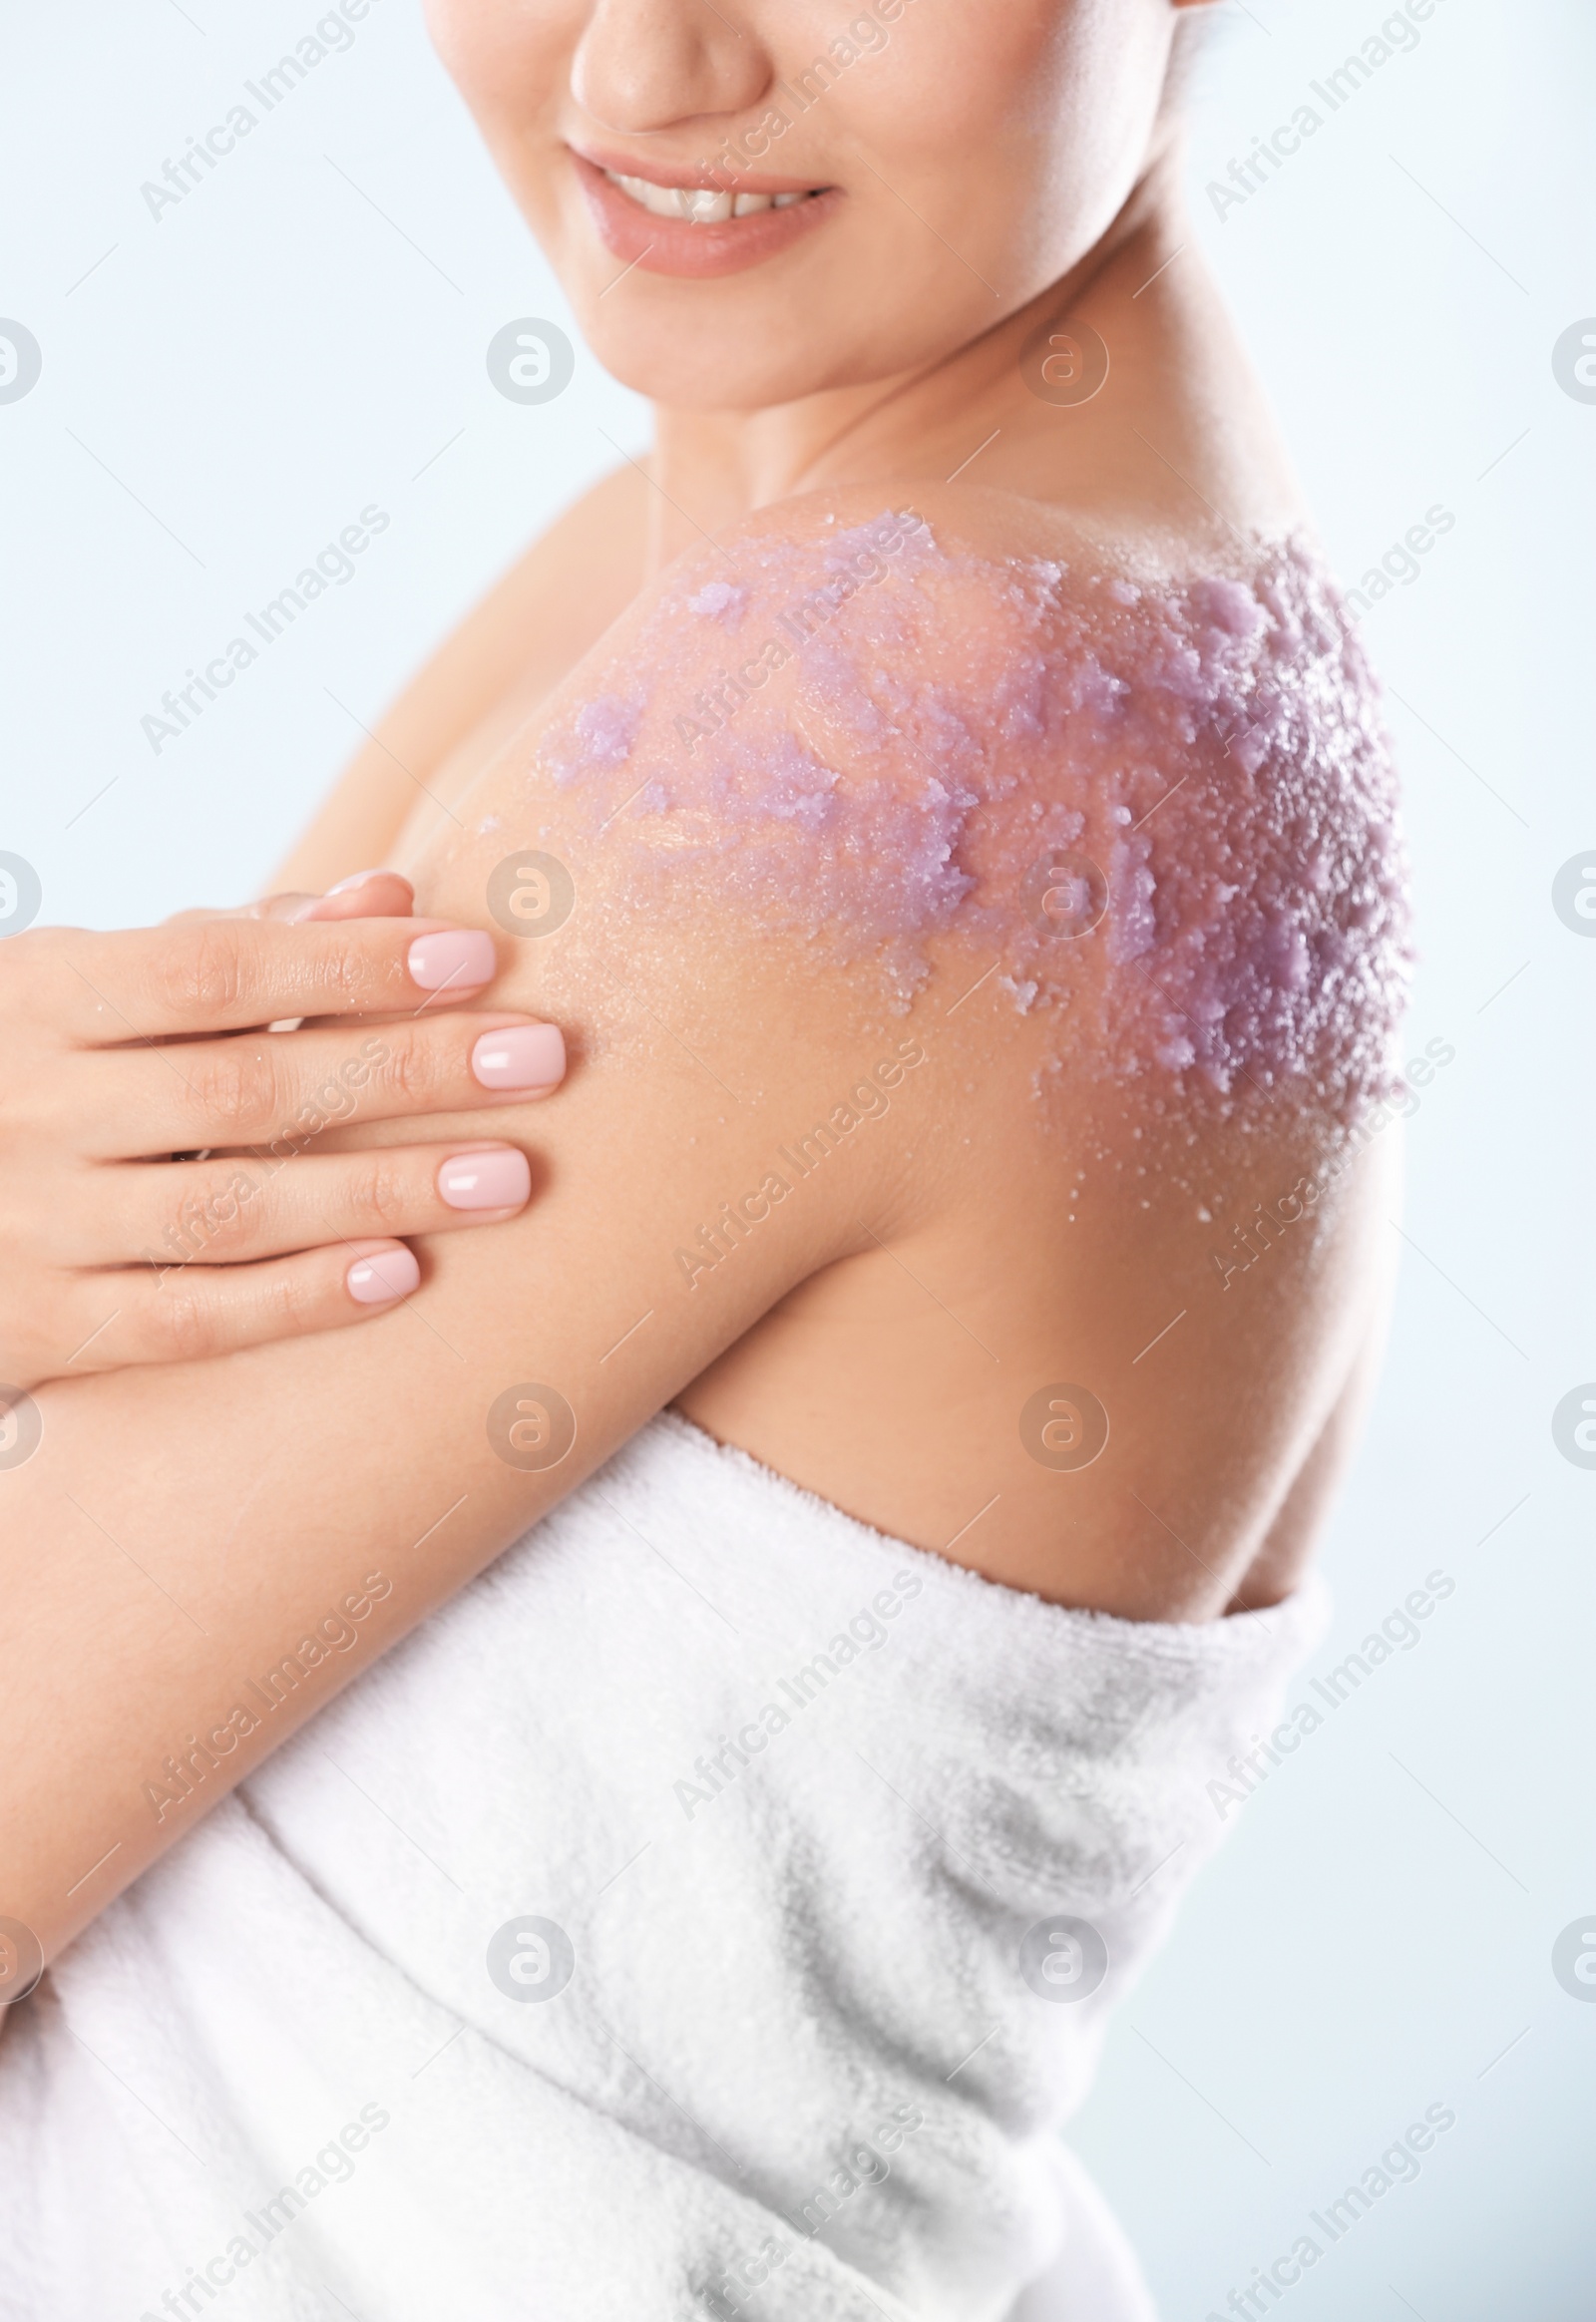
[438,1148,532,1211]
[408,929,497,992]
[472,1023,566,1093]
[347,1247,421,1305]
[328,868,392,894]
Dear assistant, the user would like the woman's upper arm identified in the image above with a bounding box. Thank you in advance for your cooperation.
[0,908,895,1960]
[4,494,960,1957]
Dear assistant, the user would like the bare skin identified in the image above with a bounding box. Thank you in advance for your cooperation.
[282,199,1395,1608]
[0,0,1398,1995]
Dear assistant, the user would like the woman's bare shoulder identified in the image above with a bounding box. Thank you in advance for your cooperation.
[379,472,1405,1622]
[421,473,1406,1137]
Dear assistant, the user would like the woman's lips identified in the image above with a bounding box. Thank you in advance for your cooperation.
[571,151,840,280]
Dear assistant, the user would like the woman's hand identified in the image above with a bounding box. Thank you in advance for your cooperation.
[0,872,566,1392]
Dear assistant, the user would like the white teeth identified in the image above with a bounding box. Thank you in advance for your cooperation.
[679,188,734,223]
[601,167,814,223]
[607,171,695,219]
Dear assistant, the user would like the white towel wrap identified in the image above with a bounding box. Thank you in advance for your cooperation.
[0,1409,1327,2321]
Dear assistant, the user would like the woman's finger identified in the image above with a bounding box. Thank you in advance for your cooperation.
[254,878,419,1031]
[59,1238,429,1372]
[275,872,418,924]
[163,872,416,927]
[68,1012,567,1161]
[32,914,502,1046]
[77,1142,535,1269]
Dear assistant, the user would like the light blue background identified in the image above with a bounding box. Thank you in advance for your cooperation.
[2,2,1592,2313]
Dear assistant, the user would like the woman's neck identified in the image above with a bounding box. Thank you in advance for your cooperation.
[639,157,1188,571]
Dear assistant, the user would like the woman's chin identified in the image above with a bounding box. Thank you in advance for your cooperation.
[567,307,919,416]
[547,246,969,412]
[560,314,803,410]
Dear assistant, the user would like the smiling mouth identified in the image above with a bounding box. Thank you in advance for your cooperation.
[600,168,829,223]
[573,149,839,278]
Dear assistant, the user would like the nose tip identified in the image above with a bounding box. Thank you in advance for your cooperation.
[571,0,772,139]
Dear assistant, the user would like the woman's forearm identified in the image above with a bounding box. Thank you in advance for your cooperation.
[2,496,844,1967]
[0,956,845,1967]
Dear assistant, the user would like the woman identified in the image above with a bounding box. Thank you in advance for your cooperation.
[0,0,1410,2314]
